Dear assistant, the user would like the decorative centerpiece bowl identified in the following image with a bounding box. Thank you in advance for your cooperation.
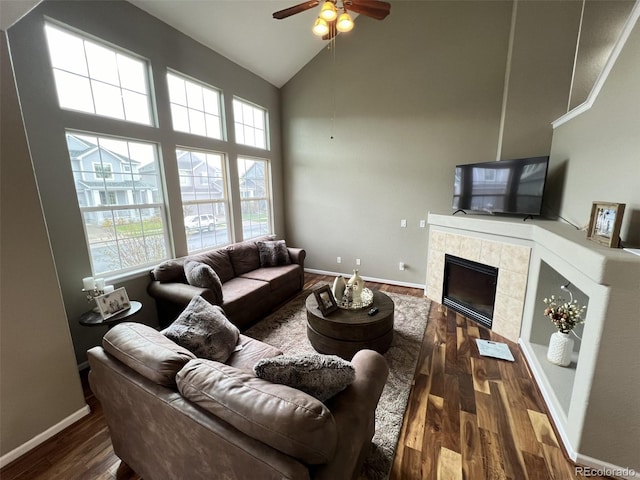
[337,287,374,310]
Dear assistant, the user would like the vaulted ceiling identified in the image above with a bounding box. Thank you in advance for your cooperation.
[1,0,342,87]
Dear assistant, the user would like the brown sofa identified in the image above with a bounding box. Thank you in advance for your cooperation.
[148,237,305,329]
[88,322,389,480]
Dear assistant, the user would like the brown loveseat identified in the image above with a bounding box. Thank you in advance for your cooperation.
[88,322,389,480]
[148,237,305,328]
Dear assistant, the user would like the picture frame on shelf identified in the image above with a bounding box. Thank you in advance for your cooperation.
[587,202,625,248]
[96,287,131,320]
[313,285,338,316]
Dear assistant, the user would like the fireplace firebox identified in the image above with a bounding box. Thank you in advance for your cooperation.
[443,254,498,328]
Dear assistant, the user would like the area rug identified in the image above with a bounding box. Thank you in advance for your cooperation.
[244,287,431,479]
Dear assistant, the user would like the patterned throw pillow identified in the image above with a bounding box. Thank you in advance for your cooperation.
[256,240,291,267]
[163,296,239,363]
[253,353,355,402]
[184,260,223,304]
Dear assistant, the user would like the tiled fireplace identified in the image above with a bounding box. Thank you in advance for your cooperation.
[426,228,531,342]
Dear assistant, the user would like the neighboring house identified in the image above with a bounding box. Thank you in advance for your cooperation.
[174,149,225,218]
[67,133,157,224]
[239,160,266,199]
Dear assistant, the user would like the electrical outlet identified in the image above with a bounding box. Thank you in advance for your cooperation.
[419,219,426,228]
[400,219,407,228]
[356,258,361,266]
[337,256,342,264]
[399,262,405,271]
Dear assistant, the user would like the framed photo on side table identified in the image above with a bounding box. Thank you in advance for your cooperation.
[587,202,625,248]
[96,287,131,320]
[313,285,338,316]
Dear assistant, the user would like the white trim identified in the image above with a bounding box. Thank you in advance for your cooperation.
[304,268,426,291]
[519,340,639,479]
[0,404,91,468]
[552,2,640,128]
[496,0,518,161]
[566,0,586,113]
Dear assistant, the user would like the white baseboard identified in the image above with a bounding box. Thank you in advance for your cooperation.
[304,268,426,291]
[519,340,639,479]
[0,404,91,469]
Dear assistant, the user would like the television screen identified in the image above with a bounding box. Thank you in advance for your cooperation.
[452,156,549,216]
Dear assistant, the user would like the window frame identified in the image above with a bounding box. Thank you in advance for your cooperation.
[66,130,172,277]
[236,155,273,240]
[232,97,269,150]
[176,147,232,254]
[44,21,155,126]
[166,69,225,141]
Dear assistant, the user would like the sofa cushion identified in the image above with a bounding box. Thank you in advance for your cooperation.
[227,240,261,276]
[256,240,292,267]
[102,322,196,387]
[163,296,239,363]
[226,335,283,371]
[254,354,356,402]
[184,260,223,303]
[190,248,235,283]
[176,358,337,464]
[240,264,301,292]
[152,258,186,283]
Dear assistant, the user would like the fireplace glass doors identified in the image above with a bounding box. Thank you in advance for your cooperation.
[443,254,498,328]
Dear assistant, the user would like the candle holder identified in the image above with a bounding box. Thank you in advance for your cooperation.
[83,287,105,312]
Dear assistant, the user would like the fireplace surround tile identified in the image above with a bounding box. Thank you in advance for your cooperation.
[427,230,531,342]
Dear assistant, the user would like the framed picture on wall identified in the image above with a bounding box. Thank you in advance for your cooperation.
[587,202,625,248]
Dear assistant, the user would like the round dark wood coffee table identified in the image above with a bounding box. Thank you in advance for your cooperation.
[306,290,394,359]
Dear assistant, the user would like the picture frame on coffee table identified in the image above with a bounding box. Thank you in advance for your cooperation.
[587,202,625,248]
[313,285,338,316]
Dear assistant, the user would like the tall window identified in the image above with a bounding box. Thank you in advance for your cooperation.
[237,157,272,239]
[167,72,223,139]
[233,98,267,149]
[67,132,169,275]
[44,23,152,125]
[177,149,230,252]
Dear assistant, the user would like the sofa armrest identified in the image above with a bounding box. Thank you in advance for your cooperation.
[287,247,306,268]
[147,280,220,307]
[314,349,389,480]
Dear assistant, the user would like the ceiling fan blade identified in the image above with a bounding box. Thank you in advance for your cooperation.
[322,19,338,40]
[273,0,320,19]
[345,0,390,20]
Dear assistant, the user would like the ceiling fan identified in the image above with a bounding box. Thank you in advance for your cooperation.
[273,0,391,40]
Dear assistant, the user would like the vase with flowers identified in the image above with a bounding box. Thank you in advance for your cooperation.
[543,294,586,366]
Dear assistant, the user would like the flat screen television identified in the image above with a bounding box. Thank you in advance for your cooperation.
[452,156,549,216]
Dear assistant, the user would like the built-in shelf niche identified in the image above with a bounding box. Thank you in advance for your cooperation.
[528,260,589,414]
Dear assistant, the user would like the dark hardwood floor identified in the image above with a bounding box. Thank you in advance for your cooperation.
[1,273,610,479]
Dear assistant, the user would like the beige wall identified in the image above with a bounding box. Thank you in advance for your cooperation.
[550,14,640,246]
[281,1,605,285]
[1,33,86,459]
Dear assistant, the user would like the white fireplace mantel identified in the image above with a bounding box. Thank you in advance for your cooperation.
[426,212,640,478]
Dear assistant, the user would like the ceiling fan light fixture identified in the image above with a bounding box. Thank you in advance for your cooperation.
[320,1,338,21]
[312,17,330,36]
[336,11,354,32]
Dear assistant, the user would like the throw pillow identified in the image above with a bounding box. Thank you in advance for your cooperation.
[163,296,239,363]
[184,260,223,304]
[256,240,291,267]
[253,353,355,402]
